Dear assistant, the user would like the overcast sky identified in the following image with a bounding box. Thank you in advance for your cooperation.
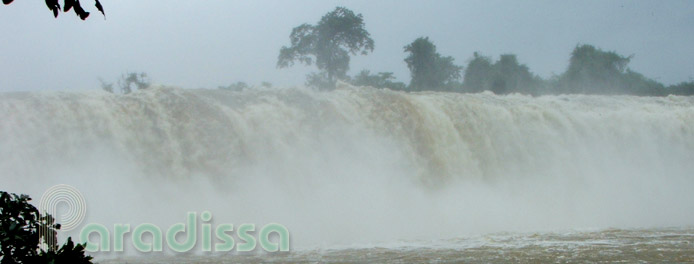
[1,0,692,92]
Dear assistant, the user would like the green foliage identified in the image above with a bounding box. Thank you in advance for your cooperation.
[351,70,406,91]
[278,7,375,90]
[99,72,151,94]
[462,53,542,95]
[462,52,494,93]
[558,44,633,94]
[553,44,668,95]
[118,72,151,94]
[0,191,92,264]
[621,69,666,96]
[219,81,248,91]
[35,237,93,264]
[461,45,671,96]
[1,192,43,263]
[491,54,543,95]
[2,0,105,20]
[404,37,462,91]
[667,81,694,96]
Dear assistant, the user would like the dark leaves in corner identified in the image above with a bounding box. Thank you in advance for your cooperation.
[45,0,60,17]
[63,0,74,12]
[72,0,90,20]
[95,0,104,18]
[36,0,103,20]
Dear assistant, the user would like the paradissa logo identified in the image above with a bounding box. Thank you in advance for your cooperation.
[38,184,87,251]
[39,185,289,253]
[79,212,289,253]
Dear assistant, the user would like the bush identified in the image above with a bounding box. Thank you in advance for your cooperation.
[351,70,406,91]
[0,191,93,264]
[462,52,543,95]
[99,71,151,94]
[118,72,151,94]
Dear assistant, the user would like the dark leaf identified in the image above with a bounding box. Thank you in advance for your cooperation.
[63,0,74,12]
[95,0,105,18]
[73,0,89,20]
[3,0,14,5]
[45,0,60,17]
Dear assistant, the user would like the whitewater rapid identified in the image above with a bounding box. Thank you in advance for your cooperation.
[1,84,693,250]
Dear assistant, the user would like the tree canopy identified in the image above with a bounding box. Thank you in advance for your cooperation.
[2,0,105,20]
[351,70,406,91]
[560,44,632,94]
[462,52,494,93]
[404,37,462,91]
[99,72,151,94]
[278,7,374,90]
[668,81,694,96]
[463,53,542,95]
[557,44,664,95]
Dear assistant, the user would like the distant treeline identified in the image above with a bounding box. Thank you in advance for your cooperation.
[352,42,693,96]
[274,7,693,96]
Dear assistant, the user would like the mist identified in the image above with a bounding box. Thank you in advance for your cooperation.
[2,85,693,255]
[2,1,694,262]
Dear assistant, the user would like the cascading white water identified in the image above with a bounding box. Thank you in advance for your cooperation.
[1,84,694,251]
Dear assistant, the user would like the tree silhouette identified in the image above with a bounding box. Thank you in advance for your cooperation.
[3,0,104,20]
[278,7,374,90]
[557,44,664,95]
[463,52,494,93]
[489,54,541,95]
[404,37,461,91]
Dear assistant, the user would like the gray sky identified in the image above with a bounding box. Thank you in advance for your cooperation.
[1,0,692,92]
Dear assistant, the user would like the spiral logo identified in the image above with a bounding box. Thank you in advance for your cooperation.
[38,184,87,250]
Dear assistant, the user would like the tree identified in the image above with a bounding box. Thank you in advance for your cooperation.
[403,37,462,91]
[99,72,151,94]
[118,72,151,94]
[559,44,631,94]
[0,191,93,263]
[278,7,375,90]
[558,44,665,95]
[490,54,542,95]
[463,52,494,93]
[462,52,544,95]
[3,0,105,20]
[351,70,406,91]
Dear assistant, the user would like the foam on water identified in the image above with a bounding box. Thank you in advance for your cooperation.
[1,84,694,253]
